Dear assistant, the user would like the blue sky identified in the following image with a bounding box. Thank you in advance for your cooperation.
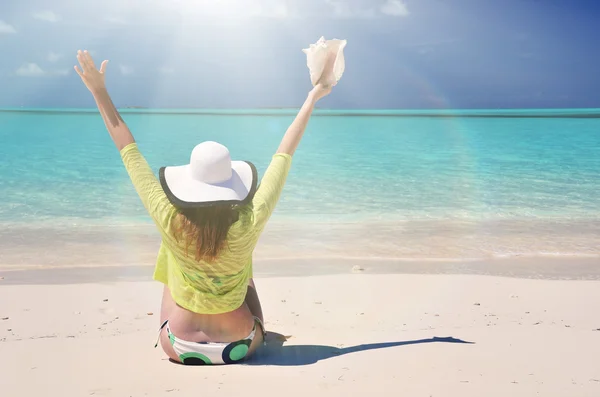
[0,0,599,109]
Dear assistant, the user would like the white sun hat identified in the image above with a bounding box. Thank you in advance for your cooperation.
[159,141,257,208]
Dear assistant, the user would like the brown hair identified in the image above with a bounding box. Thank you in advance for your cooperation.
[172,205,239,262]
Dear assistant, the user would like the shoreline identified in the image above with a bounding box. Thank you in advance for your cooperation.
[2,256,600,286]
[2,219,598,272]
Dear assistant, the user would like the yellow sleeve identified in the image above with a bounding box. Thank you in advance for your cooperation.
[251,153,292,231]
[120,143,177,233]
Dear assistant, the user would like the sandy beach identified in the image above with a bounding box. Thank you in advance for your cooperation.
[1,267,599,396]
[2,0,600,394]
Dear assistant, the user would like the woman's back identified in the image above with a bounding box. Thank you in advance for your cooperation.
[120,144,293,315]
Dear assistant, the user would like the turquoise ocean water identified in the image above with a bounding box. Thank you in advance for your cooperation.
[1,108,599,263]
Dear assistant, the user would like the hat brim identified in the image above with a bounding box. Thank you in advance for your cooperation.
[159,161,257,209]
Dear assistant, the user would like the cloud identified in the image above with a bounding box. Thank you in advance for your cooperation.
[33,11,61,23]
[380,0,409,16]
[105,16,127,24]
[251,3,289,18]
[47,52,62,63]
[16,63,46,77]
[325,0,375,18]
[0,20,16,34]
[325,0,408,18]
[255,4,290,18]
[186,1,289,18]
[15,63,70,77]
[159,67,175,75]
[119,65,134,75]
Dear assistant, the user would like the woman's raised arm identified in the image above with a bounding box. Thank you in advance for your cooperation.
[276,84,331,156]
[74,50,134,151]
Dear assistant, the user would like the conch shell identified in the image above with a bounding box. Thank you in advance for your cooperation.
[302,36,347,87]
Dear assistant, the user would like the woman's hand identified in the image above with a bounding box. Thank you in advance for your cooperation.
[309,84,332,103]
[74,50,134,150]
[308,50,336,102]
[74,50,109,94]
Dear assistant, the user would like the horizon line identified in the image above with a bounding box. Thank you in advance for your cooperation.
[1,107,600,118]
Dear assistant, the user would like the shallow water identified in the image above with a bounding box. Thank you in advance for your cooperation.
[1,108,599,262]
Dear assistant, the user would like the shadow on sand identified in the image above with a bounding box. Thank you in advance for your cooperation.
[244,332,474,366]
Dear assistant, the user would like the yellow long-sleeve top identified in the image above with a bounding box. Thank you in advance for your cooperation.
[120,143,291,314]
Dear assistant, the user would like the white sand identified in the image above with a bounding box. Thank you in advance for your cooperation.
[1,274,600,396]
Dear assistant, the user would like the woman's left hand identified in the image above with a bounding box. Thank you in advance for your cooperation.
[309,84,332,102]
[74,50,109,94]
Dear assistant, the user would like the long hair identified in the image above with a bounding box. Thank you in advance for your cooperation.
[171,205,239,262]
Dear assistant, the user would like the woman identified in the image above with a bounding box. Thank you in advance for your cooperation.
[74,50,333,365]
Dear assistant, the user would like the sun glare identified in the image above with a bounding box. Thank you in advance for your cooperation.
[168,0,287,18]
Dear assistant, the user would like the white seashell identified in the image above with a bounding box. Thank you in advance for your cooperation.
[302,36,347,87]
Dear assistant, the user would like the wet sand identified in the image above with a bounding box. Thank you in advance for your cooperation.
[1,219,599,269]
[2,255,600,286]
